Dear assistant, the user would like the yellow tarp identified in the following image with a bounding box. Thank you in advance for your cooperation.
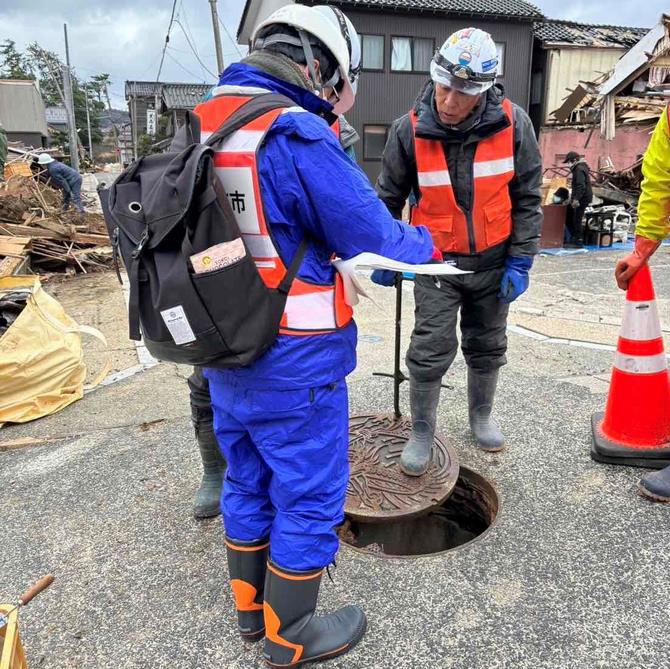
[0,276,108,424]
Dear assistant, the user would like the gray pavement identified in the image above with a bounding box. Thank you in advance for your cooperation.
[2,246,669,669]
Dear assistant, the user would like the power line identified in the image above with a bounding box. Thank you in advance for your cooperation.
[164,48,208,81]
[174,19,217,78]
[179,0,199,49]
[218,15,244,58]
[156,0,179,82]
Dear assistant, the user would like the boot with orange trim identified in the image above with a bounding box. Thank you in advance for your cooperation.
[262,561,367,667]
[226,536,269,642]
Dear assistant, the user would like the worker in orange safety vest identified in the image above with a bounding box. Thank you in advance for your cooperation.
[375,28,543,475]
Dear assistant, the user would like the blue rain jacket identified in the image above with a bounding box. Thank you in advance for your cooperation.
[46,160,81,193]
[206,64,434,390]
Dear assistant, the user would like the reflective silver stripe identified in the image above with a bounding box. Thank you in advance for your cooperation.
[614,352,667,374]
[243,235,278,258]
[473,157,515,179]
[284,291,337,330]
[210,85,270,97]
[217,130,266,153]
[201,130,212,143]
[418,170,451,187]
[282,106,308,114]
[621,301,662,341]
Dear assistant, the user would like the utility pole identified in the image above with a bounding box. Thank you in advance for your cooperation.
[209,0,225,76]
[102,82,123,166]
[62,24,80,171]
[84,83,94,163]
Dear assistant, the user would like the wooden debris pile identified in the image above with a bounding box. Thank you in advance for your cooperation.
[0,176,112,277]
[614,96,668,125]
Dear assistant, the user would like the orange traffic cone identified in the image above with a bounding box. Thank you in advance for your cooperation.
[591,264,670,467]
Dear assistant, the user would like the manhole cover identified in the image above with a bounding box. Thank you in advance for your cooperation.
[346,413,459,523]
[340,467,499,558]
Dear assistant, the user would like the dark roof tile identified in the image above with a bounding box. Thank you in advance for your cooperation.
[534,20,648,48]
[325,0,543,19]
[161,83,212,110]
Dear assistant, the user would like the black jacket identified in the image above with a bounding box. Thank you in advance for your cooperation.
[376,82,542,270]
[570,159,593,206]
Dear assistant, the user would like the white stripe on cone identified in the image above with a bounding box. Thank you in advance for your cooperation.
[620,301,663,341]
[614,352,668,374]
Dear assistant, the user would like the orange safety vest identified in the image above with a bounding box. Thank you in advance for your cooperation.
[194,92,352,336]
[410,98,515,255]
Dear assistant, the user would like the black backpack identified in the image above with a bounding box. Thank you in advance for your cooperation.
[100,93,307,368]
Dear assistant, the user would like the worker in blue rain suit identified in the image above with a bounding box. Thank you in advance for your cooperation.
[197,6,440,666]
[185,4,362,522]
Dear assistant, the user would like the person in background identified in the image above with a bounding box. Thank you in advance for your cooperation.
[37,153,85,214]
[375,27,542,475]
[614,105,670,503]
[564,151,592,247]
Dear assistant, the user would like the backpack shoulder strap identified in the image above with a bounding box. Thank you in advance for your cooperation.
[205,92,309,297]
[204,93,294,147]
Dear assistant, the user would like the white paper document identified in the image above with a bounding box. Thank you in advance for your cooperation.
[333,253,470,307]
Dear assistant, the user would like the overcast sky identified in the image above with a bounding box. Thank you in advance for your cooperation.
[0,0,664,109]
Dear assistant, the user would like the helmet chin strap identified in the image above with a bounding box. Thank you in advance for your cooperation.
[298,29,322,92]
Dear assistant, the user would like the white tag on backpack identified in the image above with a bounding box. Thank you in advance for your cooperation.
[160,305,196,345]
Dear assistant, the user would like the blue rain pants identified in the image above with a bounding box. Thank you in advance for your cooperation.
[207,374,349,571]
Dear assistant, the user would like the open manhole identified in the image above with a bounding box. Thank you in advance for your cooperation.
[339,467,499,558]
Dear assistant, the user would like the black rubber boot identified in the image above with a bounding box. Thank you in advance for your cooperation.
[400,378,441,476]
[638,465,670,502]
[468,368,505,452]
[263,561,367,668]
[226,536,269,641]
[192,407,226,519]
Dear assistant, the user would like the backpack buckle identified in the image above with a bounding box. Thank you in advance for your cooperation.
[132,230,150,259]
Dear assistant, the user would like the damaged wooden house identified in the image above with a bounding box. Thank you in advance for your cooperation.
[536,14,669,171]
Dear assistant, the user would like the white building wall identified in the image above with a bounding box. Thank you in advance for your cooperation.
[544,47,624,122]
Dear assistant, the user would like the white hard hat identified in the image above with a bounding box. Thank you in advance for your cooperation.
[252,4,355,114]
[312,5,361,97]
[431,28,499,96]
[38,153,55,165]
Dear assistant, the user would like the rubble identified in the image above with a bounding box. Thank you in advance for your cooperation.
[549,16,670,137]
[0,175,111,277]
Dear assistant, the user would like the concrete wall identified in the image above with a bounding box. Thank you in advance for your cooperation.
[544,47,624,123]
[539,124,654,172]
[6,131,45,149]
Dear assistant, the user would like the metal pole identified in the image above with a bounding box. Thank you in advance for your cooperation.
[103,83,123,165]
[62,24,79,171]
[132,97,138,161]
[372,274,407,420]
[84,83,94,163]
[391,275,404,420]
[209,0,225,75]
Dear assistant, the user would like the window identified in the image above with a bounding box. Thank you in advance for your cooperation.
[364,125,389,160]
[495,42,505,77]
[531,71,543,105]
[391,36,434,72]
[359,34,384,71]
